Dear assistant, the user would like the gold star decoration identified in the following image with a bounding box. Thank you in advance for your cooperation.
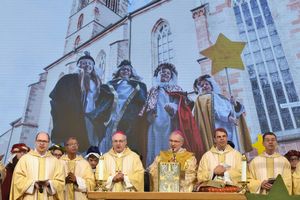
[200,33,246,75]
[252,134,265,155]
[246,175,300,200]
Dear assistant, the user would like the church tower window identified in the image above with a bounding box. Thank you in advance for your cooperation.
[78,0,88,11]
[94,7,100,21]
[152,19,174,67]
[233,0,300,132]
[96,50,106,81]
[105,0,119,13]
[74,35,81,48]
[77,14,84,30]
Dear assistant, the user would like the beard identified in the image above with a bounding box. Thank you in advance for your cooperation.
[80,70,92,93]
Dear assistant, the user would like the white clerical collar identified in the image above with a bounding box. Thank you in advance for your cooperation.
[263,151,275,157]
[169,147,184,153]
[115,149,126,158]
[34,149,47,157]
[216,147,225,153]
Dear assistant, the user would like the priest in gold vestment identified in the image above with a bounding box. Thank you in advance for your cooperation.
[60,137,95,200]
[248,132,292,194]
[293,162,300,195]
[96,131,144,192]
[10,132,65,200]
[149,130,197,192]
[197,128,242,186]
[0,156,6,199]
[0,156,5,181]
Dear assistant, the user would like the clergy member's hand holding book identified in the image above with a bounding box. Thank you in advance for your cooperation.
[267,178,276,184]
[34,179,49,193]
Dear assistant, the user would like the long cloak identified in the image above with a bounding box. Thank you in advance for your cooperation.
[96,147,144,192]
[60,155,95,200]
[149,148,197,192]
[99,79,147,160]
[50,74,113,151]
[197,145,242,186]
[248,152,292,194]
[193,93,252,153]
[9,151,65,200]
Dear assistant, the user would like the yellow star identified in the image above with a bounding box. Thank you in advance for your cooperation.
[252,134,265,155]
[200,33,246,75]
[246,175,300,200]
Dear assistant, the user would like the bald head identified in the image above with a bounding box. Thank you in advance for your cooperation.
[112,133,127,141]
[35,132,50,155]
[35,131,50,142]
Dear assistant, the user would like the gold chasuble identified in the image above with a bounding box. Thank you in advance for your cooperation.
[60,155,95,200]
[9,150,65,200]
[193,93,252,153]
[96,147,144,192]
[197,145,242,186]
[0,160,6,181]
[293,163,300,195]
[149,148,197,192]
[248,152,292,194]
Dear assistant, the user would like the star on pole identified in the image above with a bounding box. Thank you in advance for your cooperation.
[246,175,300,200]
[252,134,265,155]
[200,33,246,75]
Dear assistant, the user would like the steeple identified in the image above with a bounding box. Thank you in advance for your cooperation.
[64,0,129,54]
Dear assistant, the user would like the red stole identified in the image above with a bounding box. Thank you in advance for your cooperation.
[168,91,205,162]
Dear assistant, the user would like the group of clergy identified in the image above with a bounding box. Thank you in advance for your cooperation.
[1,128,300,200]
[148,128,300,195]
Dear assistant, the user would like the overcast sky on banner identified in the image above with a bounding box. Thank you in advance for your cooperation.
[0,0,150,134]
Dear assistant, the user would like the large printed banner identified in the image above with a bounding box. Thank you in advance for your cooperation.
[2,0,300,166]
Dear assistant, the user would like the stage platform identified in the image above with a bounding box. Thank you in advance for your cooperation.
[87,192,247,200]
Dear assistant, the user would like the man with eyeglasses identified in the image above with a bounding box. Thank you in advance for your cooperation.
[10,132,65,200]
[60,137,95,200]
[95,131,144,192]
[49,144,65,159]
[148,130,197,192]
[284,150,300,174]
[248,132,292,194]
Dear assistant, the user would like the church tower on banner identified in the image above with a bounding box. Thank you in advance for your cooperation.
[64,0,129,54]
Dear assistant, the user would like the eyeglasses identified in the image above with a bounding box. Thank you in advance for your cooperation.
[289,157,299,161]
[53,153,63,157]
[120,67,131,72]
[36,140,49,144]
[264,139,277,142]
[66,143,78,147]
